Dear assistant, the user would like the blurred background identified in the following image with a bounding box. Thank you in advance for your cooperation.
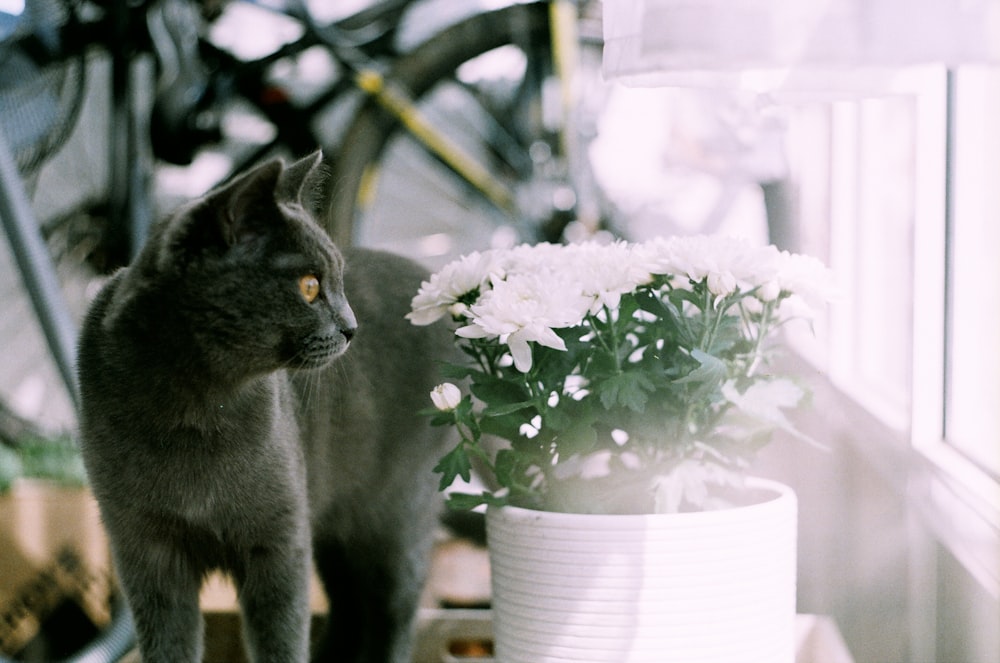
[1,1,998,661]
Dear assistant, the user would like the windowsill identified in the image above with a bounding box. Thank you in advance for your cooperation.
[798,357,1000,601]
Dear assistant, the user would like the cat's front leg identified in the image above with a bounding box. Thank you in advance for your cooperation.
[114,541,205,663]
[235,543,312,663]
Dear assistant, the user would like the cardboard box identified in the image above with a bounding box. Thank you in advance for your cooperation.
[0,481,113,657]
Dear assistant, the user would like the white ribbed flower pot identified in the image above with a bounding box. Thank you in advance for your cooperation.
[485,478,797,663]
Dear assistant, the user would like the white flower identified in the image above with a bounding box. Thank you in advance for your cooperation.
[430,383,462,411]
[407,251,501,325]
[637,235,782,295]
[756,279,781,302]
[773,251,837,306]
[707,270,738,297]
[456,271,591,372]
[632,236,677,276]
[566,241,653,313]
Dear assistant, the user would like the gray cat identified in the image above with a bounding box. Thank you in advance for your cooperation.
[77,153,454,663]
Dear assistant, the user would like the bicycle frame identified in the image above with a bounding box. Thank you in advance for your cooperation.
[0,129,79,407]
[334,0,592,237]
[198,0,594,244]
[199,0,522,215]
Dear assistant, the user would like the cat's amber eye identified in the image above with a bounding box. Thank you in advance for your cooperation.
[298,275,320,303]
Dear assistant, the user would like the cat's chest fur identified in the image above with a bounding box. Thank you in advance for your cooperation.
[148,384,299,522]
[82,323,304,547]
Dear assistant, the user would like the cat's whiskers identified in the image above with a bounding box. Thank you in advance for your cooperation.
[301,363,322,412]
[280,349,328,412]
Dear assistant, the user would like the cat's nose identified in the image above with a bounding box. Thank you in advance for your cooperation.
[333,298,358,342]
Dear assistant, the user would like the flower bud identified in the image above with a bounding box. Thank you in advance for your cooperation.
[757,280,781,302]
[430,383,462,412]
[448,302,470,318]
[707,271,737,297]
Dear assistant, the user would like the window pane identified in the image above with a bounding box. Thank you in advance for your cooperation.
[823,98,916,429]
[948,67,1000,478]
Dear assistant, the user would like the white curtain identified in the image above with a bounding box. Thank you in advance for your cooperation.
[603,0,1000,92]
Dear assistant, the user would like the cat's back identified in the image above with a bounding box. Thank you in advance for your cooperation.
[341,246,453,407]
[342,247,442,350]
[298,245,452,428]
[77,270,131,415]
[76,267,164,504]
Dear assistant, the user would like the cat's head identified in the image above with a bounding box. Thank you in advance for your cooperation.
[127,151,357,377]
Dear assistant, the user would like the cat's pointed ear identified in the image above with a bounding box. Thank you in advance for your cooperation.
[276,150,327,214]
[160,158,285,268]
[217,158,284,246]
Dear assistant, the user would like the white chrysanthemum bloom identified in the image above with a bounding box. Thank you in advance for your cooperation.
[566,241,653,313]
[498,242,563,273]
[456,271,591,372]
[632,235,677,277]
[774,251,837,306]
[638,235,784,297]
[407,251,501,325]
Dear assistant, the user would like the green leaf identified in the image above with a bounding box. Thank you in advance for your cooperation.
[433,445,472,491]
[479,412,526,441]
[616,292,641,320]
[424,410,456,426]
[673,349,727,398]
[455,395,475,421]
[634,288,670,317]
[542,404,572,431]
[704,316,741,356]
[471,376,530,408]
[493,448,518,488]
[596,371,655,412]
[538,399,599,453]
[553,416,599,455]
[483,400,536,417]
[437,362,482,381]
[445,492,493,511]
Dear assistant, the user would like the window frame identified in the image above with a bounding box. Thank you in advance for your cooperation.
[787,65,1000,598]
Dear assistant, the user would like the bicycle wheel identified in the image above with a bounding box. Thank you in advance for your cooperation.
[325,1,609,267]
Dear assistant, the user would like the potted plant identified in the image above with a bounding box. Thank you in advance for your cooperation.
[408,235,834,663]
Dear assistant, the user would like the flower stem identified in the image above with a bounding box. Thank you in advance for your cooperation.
[746,300,774,377]
[700,291,726,353]
[588,307,622,373]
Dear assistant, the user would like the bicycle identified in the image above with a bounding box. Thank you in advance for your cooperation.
[173,0,611,264]
[321,0,610,259]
